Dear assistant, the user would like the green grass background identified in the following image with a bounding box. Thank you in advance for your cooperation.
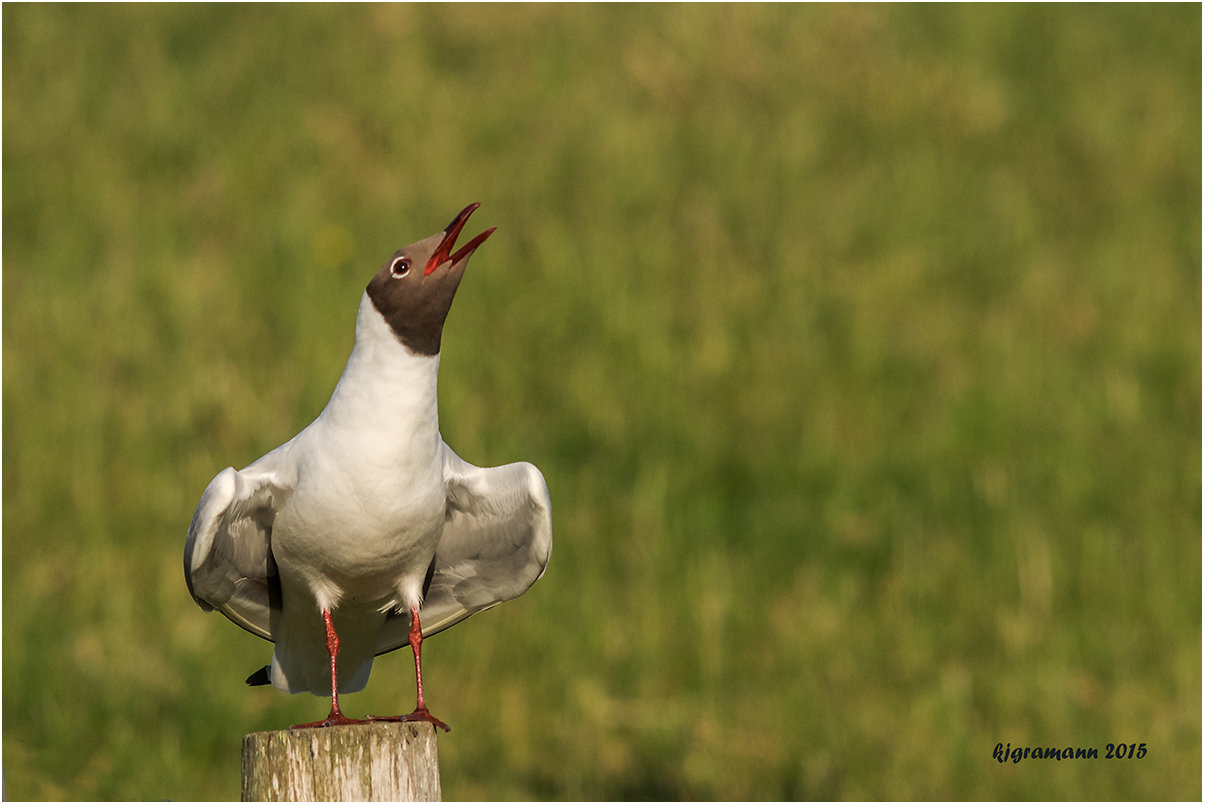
[3,4,1201,800]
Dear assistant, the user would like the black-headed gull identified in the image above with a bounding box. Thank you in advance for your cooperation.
[184,203,552,731]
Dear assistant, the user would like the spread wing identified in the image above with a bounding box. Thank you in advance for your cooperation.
[376,442,553,654]
[184,464,290,641]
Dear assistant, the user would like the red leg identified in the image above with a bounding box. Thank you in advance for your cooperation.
[369,605,449,732]
[291,610,371,729]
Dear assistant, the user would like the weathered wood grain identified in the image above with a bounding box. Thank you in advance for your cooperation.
[241,722,440,802]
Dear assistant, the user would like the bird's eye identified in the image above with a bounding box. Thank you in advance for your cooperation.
[390,257,410,278]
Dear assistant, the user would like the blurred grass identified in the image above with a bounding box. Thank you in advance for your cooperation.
[2,4,1200,800]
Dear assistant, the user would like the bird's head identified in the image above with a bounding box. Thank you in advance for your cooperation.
[366,203,495,355]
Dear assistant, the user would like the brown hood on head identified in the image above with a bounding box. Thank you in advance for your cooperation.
[366,203,495,356]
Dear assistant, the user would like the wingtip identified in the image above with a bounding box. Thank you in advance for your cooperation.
[245,665,272,686]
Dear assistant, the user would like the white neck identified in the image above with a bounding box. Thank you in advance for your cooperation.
[318,292,441,448]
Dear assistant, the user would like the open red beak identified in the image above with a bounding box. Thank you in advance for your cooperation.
[424,203,496,275]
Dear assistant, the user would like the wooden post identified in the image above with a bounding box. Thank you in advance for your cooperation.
[241,722,441,802]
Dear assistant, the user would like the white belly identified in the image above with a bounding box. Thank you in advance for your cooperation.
[271,442,446,612]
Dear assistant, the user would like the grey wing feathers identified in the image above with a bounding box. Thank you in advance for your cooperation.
[375,443,552,654]
[184,466,286,642]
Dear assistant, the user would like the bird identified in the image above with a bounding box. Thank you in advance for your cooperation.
[184,203,552,731]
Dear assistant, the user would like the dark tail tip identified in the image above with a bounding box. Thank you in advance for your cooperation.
[245,665,271,686]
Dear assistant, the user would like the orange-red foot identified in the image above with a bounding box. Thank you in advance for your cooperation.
[291,709,373,729]
[369,707,450,733]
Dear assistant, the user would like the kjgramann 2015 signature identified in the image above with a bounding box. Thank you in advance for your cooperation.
[994,742,1147,763]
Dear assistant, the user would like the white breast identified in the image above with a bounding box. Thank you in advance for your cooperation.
[268,293,448,611]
